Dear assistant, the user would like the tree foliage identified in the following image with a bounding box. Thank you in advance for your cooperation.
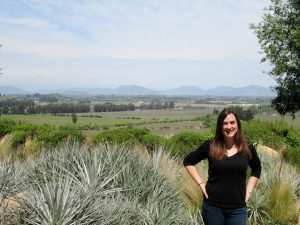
[251,0,300,117]
[71,112,77,124]
[230,106,256,121]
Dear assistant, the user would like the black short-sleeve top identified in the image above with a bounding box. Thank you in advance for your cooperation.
[183,140,261,209]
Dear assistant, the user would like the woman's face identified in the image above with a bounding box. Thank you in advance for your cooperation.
[221,113,238,139]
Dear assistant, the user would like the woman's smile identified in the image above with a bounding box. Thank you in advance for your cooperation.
[222,113,238,138]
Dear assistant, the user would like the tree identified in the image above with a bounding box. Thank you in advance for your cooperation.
[168,101,175,110]
[230,106,255,121]
[251,0,300,117]
[213,108,219,115]
[71,112,77,124]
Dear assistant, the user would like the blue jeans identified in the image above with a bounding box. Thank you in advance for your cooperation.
[202,201,247,225]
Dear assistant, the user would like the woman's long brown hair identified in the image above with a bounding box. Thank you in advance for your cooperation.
[210,108,251,160]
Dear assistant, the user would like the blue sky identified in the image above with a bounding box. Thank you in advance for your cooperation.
[0,0,276,91]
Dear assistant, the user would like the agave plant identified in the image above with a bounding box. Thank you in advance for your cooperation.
[0,159,23,202]
[64,147,123,195]
[98,144,191,224]
[19,165,126,224]
[10,143,192,225]
[247,187,270,225]
[19,173,99,225]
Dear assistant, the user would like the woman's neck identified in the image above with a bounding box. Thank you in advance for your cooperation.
[224,138,235,149]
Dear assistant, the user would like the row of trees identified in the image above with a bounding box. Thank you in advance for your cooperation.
[213,106,256,121]
[0,99,175,114]
[139,100,175,110]
[0,98,35,114]
[0,102,90,114]
[93,101,175,112]
[94,102,135,112]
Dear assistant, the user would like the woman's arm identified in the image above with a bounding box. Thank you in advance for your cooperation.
[185,165,208,198]
[245,176,259,202]
[246,144,261,202]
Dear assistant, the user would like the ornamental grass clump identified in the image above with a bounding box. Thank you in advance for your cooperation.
[150,147,180,182]
[250,150,300,224]
[177,161,208,214]
[267,180,299,223]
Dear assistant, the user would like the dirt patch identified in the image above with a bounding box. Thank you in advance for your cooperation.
[0,134,12,157]
[0,192,23,213]
[257,144,279,158]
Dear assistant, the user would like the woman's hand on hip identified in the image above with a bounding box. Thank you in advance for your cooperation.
[198,183,208,199]
[245,191,251,203]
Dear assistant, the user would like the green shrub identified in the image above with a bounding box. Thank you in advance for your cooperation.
[272,120,289,137]
[243,120,286,149]
[0,119,16,137]
[93,129,138,146]
[36,124,85,147]
[68,129,86,143]
[35,124,57,146]
[167,131,213,156]
[284,146,300,169]
[40,130,68,147]
[285,129,300,147]
[138,133,165,151]
[13,123,37,132]
[93,128,165,152]
[101,125,109,130]
[201,115,217,129]
[10,130,30,148]
[59,126,86,143]
[126,127,150,140]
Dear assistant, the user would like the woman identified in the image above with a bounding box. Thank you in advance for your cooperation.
[183,108,261,225]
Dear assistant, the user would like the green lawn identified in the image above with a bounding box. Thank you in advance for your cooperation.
[0,109,209,127]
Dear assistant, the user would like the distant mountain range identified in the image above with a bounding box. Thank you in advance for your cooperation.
[0,85,275,96]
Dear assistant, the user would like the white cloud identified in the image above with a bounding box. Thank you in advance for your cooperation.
[0,0,269,59]
[0,0,275,89]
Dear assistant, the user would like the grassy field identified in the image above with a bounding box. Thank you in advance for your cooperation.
[255,113,300,128]
[1,109,209,125]
[1,109,211,137]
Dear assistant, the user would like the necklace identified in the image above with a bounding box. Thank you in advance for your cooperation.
[224,143,236,150]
